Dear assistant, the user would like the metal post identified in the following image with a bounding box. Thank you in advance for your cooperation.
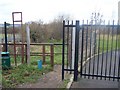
[74,20,80,81]
[67,21,69,73]
[21,12,24,64]
[42,45,45,64]
[62,20,65,80]
[12,12,24,65]
[25,44,27,63]
[50,44,54,69]
[12,13,17,65]
[4,22,8,52]
[70,21,73,74]
[80,20,84,77]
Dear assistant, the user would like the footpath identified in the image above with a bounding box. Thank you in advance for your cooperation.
[70,77,119,88]
[18,65,69,88]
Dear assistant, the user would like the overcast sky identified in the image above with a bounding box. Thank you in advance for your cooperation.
[0,0,119,23]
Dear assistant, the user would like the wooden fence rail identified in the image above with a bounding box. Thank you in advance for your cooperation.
[0,43,64,68]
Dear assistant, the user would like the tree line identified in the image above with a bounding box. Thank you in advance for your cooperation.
[27,15,70,43]
[29,19,62,43]
[2,12,119,43]
[1,15,70,43]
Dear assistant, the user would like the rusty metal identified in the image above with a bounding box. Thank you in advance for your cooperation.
[25,44,27,63]
[12,12,24,65]
[12,12,17,65]
[50,44,54,69]
[42,45,45,64]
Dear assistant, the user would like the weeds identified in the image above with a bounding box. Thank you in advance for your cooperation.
[2,64,52,88]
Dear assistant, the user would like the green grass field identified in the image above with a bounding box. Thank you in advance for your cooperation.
[97,34,120,53]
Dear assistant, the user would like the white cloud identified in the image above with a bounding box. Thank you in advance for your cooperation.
[0,0,119,23]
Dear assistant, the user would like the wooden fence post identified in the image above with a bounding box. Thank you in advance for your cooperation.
[26,24,30,65]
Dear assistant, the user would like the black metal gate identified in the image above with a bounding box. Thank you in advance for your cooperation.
[62,20,120,81]
[62,20,80,81]
[80,21,120,81]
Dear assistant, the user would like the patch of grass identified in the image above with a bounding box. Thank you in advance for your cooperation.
[30,55,63,65]
[118,35,120,48]
[2,64,52,88]
[97,34,120,53]
[62,79,69,88]
[10,56,22,64]
[54,54,62,64]
[3,41,67,87]
[57,79,69,89]
[57,74,70,89]
[47,39,62,43]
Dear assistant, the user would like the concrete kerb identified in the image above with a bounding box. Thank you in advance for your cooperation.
[66,52,106,89]
[66,74,74,89]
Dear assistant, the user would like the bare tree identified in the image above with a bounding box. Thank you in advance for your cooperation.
[29,14,71,43]
[46,14,71,41]
[89,12,104,56]
[90,12,104,25]
[29,20,45,43]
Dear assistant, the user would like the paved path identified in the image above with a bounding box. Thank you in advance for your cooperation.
[71,50,120,88]
[82,50,120,80]
[71,78,119,88]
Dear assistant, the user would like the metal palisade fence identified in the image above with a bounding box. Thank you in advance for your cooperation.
[62,20,120,81]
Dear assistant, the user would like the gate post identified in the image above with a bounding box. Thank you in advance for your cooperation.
[74,21,80,81]
[62,20,65,80]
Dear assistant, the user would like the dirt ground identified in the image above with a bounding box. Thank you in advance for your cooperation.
[17,65,68,88]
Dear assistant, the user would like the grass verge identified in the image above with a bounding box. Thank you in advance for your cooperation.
[97,35,120,53]
[2,64,52,88]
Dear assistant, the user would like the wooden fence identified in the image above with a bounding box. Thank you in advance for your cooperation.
[0,43,64,68]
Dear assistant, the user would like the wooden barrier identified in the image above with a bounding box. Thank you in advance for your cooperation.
[0,43,56,68]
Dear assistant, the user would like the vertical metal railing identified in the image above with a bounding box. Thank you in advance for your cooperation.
[70,21,73,74]
[62,20,120,81]
[84,20,89,78]
[62,20,80,81]
[80,20,120,81]
[117,21,120,81]
[67,21,69,73]
[96,24,100,79]
[88,24,92,79]
[80,20,84,77]
[100,20,105,80]
[104,21,110,80]
[74,21,80,81]
[109,20,114,80]
[62,21,65,80]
